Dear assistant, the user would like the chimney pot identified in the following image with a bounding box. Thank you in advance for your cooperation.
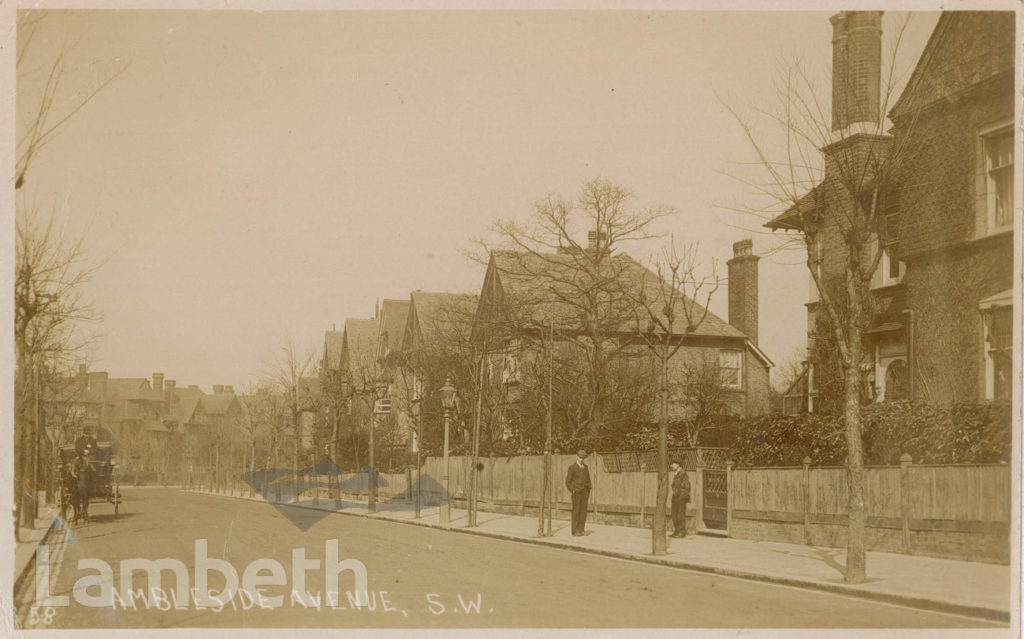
[733,239,753,258]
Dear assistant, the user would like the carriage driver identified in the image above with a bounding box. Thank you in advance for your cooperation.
[75,424,99,459]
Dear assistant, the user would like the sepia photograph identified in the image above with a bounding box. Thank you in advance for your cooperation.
[5,2,1021,635]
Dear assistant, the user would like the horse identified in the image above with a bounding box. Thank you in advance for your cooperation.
[62,456,90,524]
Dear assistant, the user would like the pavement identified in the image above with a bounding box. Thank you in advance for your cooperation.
[187,486,1012,623]
[14,499,62,583]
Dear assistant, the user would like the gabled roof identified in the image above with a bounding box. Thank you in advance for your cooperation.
[173,386,205,424]
[765,184,824,232]
[478,249,747,340]
[377,299,411,360]
[201,392,241,416]
[105,378,151,401]
[323,331,345,371]
[403,291,478,352]
[341,317,379,382]
[889,12,1015,120]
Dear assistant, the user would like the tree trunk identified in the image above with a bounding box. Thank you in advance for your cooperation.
[652,353,669,555]
[844,331,867,583]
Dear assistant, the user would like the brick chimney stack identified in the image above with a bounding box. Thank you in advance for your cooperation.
[153,372,164,393]
[831,11,883,131]
[213,384,224,394]
[727,239,760,346]
[165,379,176,404]
[88,371,108,394]
[225,385,235,394]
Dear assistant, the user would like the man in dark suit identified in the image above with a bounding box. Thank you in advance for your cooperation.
[671,458,690,538]
[75,425,99,459]
[565,450,592,536]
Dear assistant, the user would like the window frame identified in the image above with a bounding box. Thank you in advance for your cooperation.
[982,303,1013,401]
[719,348,743,389]
[980,122,1014,236]
[868,233,904,289]
[807,237,823,303]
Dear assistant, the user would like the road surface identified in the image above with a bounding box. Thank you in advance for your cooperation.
[32,488,996,629]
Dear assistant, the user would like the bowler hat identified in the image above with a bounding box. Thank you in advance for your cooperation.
[577,450,588,458]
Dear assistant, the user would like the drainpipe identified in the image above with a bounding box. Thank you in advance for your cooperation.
[902,309,915,401]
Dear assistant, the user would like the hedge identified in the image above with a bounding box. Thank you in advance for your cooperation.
[728,401,1012,467]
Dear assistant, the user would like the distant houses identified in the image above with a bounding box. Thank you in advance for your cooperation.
[43,367,245,484]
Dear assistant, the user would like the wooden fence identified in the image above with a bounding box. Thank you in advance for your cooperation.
[407,453,1010,564]
[243,452,1009,564]
[728,457,1011,563]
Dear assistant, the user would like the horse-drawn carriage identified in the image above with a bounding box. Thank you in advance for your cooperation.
[57,442,121,523]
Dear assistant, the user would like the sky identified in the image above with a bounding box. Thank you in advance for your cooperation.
[13,9,940,391]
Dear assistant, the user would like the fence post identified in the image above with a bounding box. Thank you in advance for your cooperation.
[695,462,705,532]
[802,457,811,545]
[725,460,734,536]
[519,456,526,515]
[639,469,647,528]
[900,453,912,554]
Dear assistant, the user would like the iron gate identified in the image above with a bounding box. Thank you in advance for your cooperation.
[702,469,728,531]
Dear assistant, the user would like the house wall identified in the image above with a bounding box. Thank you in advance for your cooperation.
[892,64,1014,403]
[903,235,1013,403]
[801,16,1014,410]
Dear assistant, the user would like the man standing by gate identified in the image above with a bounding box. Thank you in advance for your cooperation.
[566,450,592,536]
[671,458,690,538]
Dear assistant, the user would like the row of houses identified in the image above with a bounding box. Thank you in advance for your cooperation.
[320,234,772,457]
[46,367,244,479]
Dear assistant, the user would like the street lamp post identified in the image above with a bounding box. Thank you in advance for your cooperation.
[439,376,457,525]
[370,380,388,513]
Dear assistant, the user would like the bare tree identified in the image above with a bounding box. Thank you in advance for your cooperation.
[483,178,671,442]
[17,12,125,191]
[262,342,317,496]
[676,352,730,446]
[14,211,100,531]
[632,241,719,555]
[728,12,917,582]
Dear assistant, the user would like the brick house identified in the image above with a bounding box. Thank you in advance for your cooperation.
[375,299,414,453]
[472,235,772,445]
[398,290,479,451]
[339,316,381,465]
[768,11,1015,412]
